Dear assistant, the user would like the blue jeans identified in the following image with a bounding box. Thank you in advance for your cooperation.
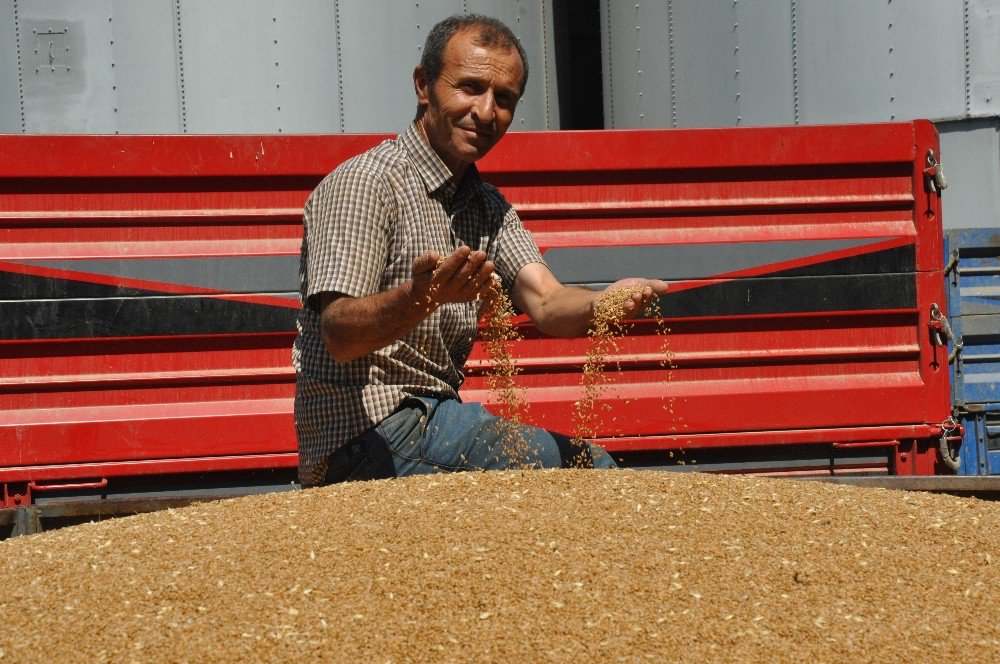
[323,396,617,484]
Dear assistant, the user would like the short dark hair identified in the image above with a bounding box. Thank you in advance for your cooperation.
[420,14,529,96]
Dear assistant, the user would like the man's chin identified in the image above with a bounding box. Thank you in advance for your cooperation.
[462,137,497,160]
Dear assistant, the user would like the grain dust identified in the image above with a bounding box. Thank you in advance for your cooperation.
[2,471,996,662]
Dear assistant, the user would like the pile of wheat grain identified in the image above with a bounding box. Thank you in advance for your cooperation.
[1,470,995,662]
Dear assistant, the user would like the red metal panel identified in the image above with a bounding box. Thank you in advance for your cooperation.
[0,121,951,493]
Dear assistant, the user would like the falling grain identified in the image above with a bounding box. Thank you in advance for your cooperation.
[479,276,535,467]
[569,286,656,465]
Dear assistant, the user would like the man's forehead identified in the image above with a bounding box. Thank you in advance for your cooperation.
[442,31,523,76]
[444,28,522,65]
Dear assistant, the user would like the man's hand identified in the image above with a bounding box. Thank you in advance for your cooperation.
[597,278,670,320]
[412,246,496,310]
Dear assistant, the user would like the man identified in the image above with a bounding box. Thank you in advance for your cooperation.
[293,14,667,487]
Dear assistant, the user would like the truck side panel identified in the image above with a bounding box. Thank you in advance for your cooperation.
[0,123,952,503]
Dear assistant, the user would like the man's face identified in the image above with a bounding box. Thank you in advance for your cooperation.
[414,29,524,176]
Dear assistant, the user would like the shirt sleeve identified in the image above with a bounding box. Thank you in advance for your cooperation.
[303,164,394,310]
[490,199,546,293]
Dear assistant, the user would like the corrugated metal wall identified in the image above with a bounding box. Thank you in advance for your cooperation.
[600,0,1000,230]
[0,0,560,134]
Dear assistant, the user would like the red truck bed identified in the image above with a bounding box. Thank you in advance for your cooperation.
[0,121,952,506]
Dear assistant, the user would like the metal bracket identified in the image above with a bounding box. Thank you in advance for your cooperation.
[11,506,42,537]
[1,482,31,509]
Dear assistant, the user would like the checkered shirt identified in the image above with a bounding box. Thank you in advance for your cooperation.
[292,122,545,487]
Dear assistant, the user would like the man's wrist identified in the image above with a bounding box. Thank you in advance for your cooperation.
[402,279,438,317]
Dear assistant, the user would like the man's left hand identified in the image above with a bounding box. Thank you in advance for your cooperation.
[601,278,670,317]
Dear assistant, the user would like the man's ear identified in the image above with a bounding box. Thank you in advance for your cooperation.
[413,66,430,107]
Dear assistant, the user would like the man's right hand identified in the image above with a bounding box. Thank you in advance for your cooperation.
[412,247,496,310]
[319,247,497,364]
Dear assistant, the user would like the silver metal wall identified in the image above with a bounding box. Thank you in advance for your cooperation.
[0,0,560,134]
[600,0,1000,229]
[939,119,1000,229]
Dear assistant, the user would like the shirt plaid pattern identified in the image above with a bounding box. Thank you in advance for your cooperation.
[292,123,545,486]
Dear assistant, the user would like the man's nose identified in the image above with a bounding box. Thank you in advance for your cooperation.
[472,90,496,125]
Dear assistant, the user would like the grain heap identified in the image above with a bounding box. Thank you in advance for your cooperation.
[1,471,996,662]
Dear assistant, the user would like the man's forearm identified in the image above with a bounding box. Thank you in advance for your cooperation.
[513,263,667,339]
[531,285,599,338]
[320,247,497,363]
[320,282,434,363]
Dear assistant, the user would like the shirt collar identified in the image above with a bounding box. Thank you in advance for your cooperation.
[399,122,482,203]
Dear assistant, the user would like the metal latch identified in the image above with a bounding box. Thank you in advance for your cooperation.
[928,303,953,347]
[938,416,962,471]
[944,248,960,277]
[924,149,948,193]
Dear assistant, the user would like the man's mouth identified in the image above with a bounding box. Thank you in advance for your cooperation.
[459,127,493,139]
